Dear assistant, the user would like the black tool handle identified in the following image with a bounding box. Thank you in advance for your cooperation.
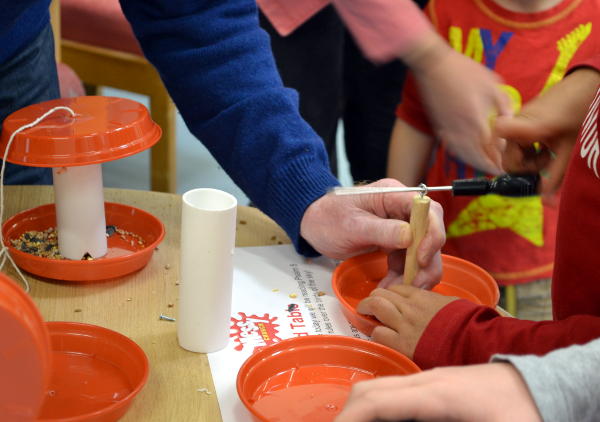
[452,173,539,197]
[451,178,490,196]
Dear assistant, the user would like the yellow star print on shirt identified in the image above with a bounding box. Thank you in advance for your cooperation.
[446,195,544,246]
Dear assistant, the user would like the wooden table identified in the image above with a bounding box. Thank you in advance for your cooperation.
[2,186,291,421]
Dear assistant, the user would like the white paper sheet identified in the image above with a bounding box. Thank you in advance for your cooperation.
[207,245,368,422]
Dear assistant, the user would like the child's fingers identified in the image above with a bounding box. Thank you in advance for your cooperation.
[370,325,407,354]
[540,140,572,194]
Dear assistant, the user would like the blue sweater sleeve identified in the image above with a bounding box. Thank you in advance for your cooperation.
[119,0,340,256]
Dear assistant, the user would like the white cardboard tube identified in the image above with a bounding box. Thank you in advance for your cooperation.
[178,188,237,353]
[52,164,107,260]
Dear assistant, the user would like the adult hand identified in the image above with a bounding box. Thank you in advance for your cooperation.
[357,284,457,358]
[300,179,445,289]
[497,67,600,194]
[404,32,512,175]
[334,363,542,422]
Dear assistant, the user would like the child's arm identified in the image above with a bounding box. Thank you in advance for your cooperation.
[387,117,435,187]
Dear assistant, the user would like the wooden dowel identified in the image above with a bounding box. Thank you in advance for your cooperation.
[403,195,431,285]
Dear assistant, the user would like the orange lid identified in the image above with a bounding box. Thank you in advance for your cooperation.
[0,96,161,167]
[332,252,500,336]
[0,273,149,421]
[237,335,420,422]
[0,272,51,421]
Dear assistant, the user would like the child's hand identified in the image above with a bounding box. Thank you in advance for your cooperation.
[497,67,600,194]
[357,285,457,358]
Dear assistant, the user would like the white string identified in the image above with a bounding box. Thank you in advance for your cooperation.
[0,106,76,292]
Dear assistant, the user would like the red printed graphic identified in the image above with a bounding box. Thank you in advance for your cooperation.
[230,312,282,353]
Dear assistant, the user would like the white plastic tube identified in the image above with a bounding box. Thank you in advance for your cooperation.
[52,164,107,260]
[178,188,237,353]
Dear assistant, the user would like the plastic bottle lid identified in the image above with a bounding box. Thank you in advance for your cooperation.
[0,96,161,167]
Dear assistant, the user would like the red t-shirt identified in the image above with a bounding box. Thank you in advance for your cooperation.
[414,54,600,369]
[397,0,600,285]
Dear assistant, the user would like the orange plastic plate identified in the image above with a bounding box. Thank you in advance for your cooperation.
[0,272,51,421]
[332,252,500,336]
[237,335,420,422]
[38,322,149,422]
[2,202,164,281]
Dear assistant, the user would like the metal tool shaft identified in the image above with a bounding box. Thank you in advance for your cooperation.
[331,185,452,196]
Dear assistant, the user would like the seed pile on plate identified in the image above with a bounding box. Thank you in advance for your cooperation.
[10,228,62,259]
[10,225,145,260]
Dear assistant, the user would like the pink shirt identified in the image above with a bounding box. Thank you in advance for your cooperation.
[256,0,432,63]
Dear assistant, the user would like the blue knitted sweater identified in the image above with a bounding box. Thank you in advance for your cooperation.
[3,0,340,256]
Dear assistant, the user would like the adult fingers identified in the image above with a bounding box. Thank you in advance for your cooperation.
[350,214,413,250]
[412,251,442,289]
[495,114,552,147]
[336,383,446,422]
[495,86,514,118]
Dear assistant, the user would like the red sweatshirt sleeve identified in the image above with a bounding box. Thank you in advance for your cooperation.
[414,300,600,369]
[395,71,434,136]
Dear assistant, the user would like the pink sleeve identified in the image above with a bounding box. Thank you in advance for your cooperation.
[332,0,432,63]
[257,0,329,36]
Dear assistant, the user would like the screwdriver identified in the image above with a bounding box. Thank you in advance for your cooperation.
[331,173,539,197]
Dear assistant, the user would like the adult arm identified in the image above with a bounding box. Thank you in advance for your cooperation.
[336,338,600,422]
[119,0,446,274]
[261,0,510,174]
[335,362,541,422]
[493,338,600,422]
[337,0,511,174]
[119,0,338,256]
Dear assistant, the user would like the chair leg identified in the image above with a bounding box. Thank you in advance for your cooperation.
[504,285,518,317]
[150,92,177,193]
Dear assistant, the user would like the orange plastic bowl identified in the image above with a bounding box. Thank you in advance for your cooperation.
[0,272,52,420]
[2,202,165,281]
[38,322,149,422]
[237,335,420,422]
[332,252,500,336]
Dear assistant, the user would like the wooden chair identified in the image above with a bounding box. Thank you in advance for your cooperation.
[55,0,177,193]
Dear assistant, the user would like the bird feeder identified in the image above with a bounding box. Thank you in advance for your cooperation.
[0,96,165,281]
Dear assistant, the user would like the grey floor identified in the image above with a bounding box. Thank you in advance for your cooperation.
[101,88,354,204]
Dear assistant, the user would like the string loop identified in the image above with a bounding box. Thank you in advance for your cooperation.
[0,106,76,292]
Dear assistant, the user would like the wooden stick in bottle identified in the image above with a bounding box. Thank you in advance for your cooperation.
[403,194,431,285]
